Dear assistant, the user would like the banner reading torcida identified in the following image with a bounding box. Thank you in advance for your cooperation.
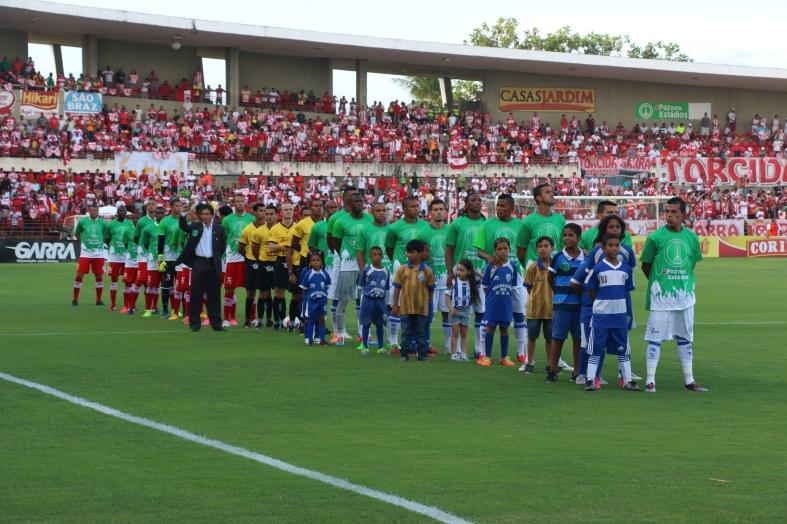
[499,87,596,112]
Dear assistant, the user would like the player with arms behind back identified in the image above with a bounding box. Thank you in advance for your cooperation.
[640,197,707,393]
[72,203,107,306]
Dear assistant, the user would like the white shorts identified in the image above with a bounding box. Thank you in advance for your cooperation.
[645,307,694,343]
[107,253,125,264]
[327,264,340,300]
[511,283,527,315]
[433,287,449,313]
[335,270,359,301]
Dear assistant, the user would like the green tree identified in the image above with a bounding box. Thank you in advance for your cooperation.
[466,19,692,62]
[392,77,483,104]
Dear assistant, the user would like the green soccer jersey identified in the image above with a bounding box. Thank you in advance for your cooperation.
[75,217,106,258]
[473,216,523,272]
[579,226,633,252]
[385,218,429,265]
[158,215,183,261]
[418,224,448,287]
[445,214,486,273]
[516,211,566,265]
[134,214,155,244]
[309,219,333,268]
[222,212,254,263]
[326,208,349,267]
[332,212,372,271]
[640,226,703,311]
[138,221,159,261]
[105,218,134,258]
[357,223,392,273]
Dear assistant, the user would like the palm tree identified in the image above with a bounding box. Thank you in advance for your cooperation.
[391,76,441,103]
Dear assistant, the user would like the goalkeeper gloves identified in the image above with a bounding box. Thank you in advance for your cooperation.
[157,255,166,272]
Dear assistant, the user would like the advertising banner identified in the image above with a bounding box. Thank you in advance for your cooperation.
[656,157,787,186]
[580,156,653,175]
[114,152,189,178]
[746,237,787,257]
[20,90,59,117]
[635,102,689,120]
[575,219,658,237]
[0,238,80,263]
[63,92,102,114]
[499,87,596,112]
[0,89,15,115]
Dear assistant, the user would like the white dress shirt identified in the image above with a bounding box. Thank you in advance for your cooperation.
[195,223,213,257]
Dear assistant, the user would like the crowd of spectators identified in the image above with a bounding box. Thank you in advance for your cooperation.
[1,166,785,238]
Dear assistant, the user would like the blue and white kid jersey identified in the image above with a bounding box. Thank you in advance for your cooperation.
[299,268,331,303]
[359,266,390,298]
[448,279,473,310]
[549,248,584,311]
[586,259,633,329]
[482,261,518,322]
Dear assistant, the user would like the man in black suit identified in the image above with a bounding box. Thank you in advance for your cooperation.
[175,204,227,331]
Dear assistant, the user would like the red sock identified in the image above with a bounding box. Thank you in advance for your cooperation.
[230,299,237,321]
[172,296,181,315]
[110,282,117,308]
[223,291,233,320]
[73,278,82,301]
[95,279,103,302]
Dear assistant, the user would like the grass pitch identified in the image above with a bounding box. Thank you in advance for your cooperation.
[1,259,786,523]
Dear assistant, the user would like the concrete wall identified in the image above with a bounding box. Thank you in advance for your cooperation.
[482,70,787,126]
[0,29,28,63]
[238,52,330,95]
[96,39,201,85]
[0,157,575,180]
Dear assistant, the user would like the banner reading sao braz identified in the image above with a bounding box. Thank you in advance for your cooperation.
[656,157,787,186]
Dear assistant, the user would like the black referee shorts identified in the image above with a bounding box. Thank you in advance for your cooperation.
[274,257,289,290]
[288,264,302,294]
[244,259,262,292]
[260,261,276,292]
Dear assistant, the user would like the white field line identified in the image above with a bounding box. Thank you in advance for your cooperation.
[0,371,473,524]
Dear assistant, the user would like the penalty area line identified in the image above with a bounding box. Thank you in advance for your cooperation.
[0,371,473,524]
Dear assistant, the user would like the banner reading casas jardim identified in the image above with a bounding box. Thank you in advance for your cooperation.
[499,87,596,112]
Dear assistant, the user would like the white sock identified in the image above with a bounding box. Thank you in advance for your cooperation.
[335,298,348,336]
[646,341,661,385]
[442,321,452,353]
[619,356,632,383]
[587,355,600,380]
[388,315,400,347]
[515,325,526,356]
[677,339,694,385]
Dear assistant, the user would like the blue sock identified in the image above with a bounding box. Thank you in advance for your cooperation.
[500,334,509,359]
[376,324,384,348]
[306,320,314,341]
[485,330,494,358]
[317,324,326,341]
[580,347,589,375]
[362,324,370,348]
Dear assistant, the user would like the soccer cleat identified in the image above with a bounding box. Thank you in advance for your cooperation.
[575,374,587,385]
[417,354,431,361]
[152,308,159,315]
[557,359,573,372]
[645,383,656,393]
[335,337,345,347]
[319,340,327,346]
[570,373,579,383]
[201,318,210,326]
[631,371,643,381]
[96,300,104,306]
[585,378,597,391]
[182,316,190,324]
[376,348,386,354]
[128,308,135,315]
[109,306,117,312]
[120,307,129,314]
[266,319,274,328]
[229,319,238,327]
[478,356,492,367]
[500,357,515,367]
[390,345,400,355]
[460,353,470,362]
[71,300,78,306]
[623,381,642,392]
[330,334,340,344]
[160,309,169,319]
[450,353,461,362]
[356,343,365,351]
[545,371,558,383]
[427,346,439,355]
[517,354,527,364]
[305,338,311,345]
[399,356,410,362]
[473,351,482,360]
[685,382,708,393]
[595,377,602,390]
[142,310,152,318]
[356,336,363,343]
[273,322,282,331]
[243,320,252,329]
[618,377,626,389]
[361,348,370,356]
[168,313,179,320]
[222,320,231,328]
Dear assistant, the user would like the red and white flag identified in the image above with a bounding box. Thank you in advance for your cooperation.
[448,151,468,170]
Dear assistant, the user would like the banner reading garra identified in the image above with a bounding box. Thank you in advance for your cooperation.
[499,87,596,113]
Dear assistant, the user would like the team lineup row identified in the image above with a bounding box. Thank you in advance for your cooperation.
[70,185,707,393]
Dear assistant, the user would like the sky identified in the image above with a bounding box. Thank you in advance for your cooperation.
[28,0,787,103]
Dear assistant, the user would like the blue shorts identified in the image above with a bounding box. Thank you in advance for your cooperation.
[551,309,581,341]
[305,299,326,320]
[486,320,510,329]
[588,326,628,356]
[359,296,386,325]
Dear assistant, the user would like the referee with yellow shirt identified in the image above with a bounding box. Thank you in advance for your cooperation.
[251,205,279,328]
[237,203,266,328]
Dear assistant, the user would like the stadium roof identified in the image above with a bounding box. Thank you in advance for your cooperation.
[4,0,787,90]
